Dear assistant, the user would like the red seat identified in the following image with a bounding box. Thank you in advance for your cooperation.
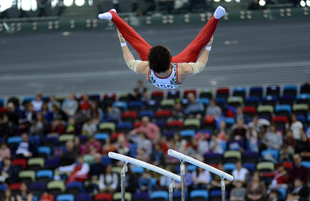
[271,116,288,123]
[103,93,117,104]
[11,159,27,170]
[151,91,164,102]
[204,116,215,125]
[282,161,293,169]
[94,193,113,201]
[122,111,138,123]
[183,89,197,98]
[216,88,230,99]
[9,183,21,190]
[166,120,183,131]
[155,110,172,118]
[0,108,9,113]
[133,121,142,128]
[243,106,257,118]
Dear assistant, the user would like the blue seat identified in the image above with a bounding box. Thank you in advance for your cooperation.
[57,194,75,201]
[7,136,22,144]
[133,192,149,200]
[223,163,236,171]
[210,189,228,198]
[0,184,7,191]
[262,95,277,107]
[190,189,208,200]
[301,161,310,169]
[277,188,287,200]
[180,129,196,138]
[187,164,197,172]
[116,122,132,131]
[113,101,128,111]
[129,143,137,157]
[138,110,155,119]
[76,194,93,201]
[225,117,235,128]
[296,94,310,104]
[33,196,38,201]
[275,105,291,116]
[167,90,180,99]
[0,98,4,107]
[130,166,145,174]
[37,170,53,180]
[151,191,169,201]
[38,147,51,158]
[94,133,109,141]
[267,85,280,98]
[283,85,297,97]
[243,163,256,172]
[232,87,247,99]
[198,129,212,135]
[261,149,279,160]
[66,182,85,193]
[29,136,41,146]
[101,156,112,165]
[45,157,60,169]
[249,86,263,99]
[22,97,35,105]
[196,98,209,107]
[297,115,306,125]
[245,96,260,107]
[173,191,188,200]
[308,115,310,122]
[221,141,227,153]
[215,97,226,105]
[128,101,143,111]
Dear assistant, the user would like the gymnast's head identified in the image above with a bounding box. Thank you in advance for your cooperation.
[148,45,172,73]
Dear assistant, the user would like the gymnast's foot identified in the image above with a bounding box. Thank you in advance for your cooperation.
[214,6,226,19]
[98,9,117,20]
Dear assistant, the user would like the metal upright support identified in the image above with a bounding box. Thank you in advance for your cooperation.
[169,179,175,201]
[220,177,226,201]
[121,162,128,201]
[180,160,185,201]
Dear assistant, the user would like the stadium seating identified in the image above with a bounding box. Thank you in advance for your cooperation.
[27,158,45,171]
[266,85,280,98]
[199,89,213,99]
[151,91,164,102]
[19,170,36,184]
[38,146,51,158]
[30,183,46,198]
[283,85,297,97]
[95,193,113,201]
[150,191,168,201]
[190,189,209,201]
[47,181,66,197]
[36,170,53,184]
[57,194,75,201]
[113,192,132,201]
[167,90,180,100]
[65,182,86,196]
[232,87,247,100]
[99,122,116,134]
[249,86,263,100]
[257,162,274,172]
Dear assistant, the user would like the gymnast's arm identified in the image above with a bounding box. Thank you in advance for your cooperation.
[118,30,149,75]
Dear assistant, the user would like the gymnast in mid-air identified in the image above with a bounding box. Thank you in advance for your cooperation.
[98,6,226,89]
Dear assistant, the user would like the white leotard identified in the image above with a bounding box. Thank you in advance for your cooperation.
[148,63,181,89]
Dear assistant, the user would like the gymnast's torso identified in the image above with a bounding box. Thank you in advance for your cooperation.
[148,63,181,89]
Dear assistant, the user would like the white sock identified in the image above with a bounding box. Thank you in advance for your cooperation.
[98,9,117,20]
[214,6,226,19]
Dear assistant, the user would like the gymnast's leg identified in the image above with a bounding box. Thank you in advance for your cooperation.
[171,6,225,63]
[98,10,152,61]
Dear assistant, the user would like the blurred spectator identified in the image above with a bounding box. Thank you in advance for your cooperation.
[160,136,169,153]
[102,138,116,155]
[279,145,293,163]
[139,171,154,192]
[150,143,165,166]
[232,161,249,186]
[16,182,33,201]
[115,135,130,156]
[67,155,90,183]
[270,164,289,188]
[3,189,14,201]
[7,102,19,126]
[15,133,37,158]
[38,192,54,201]
[82,118,97,136]
[283,129,296,153]
[85,136,102,154]
[196,132,209,155]
[89,153,104,181]
[99,164,118,193]
[262,123,283,150]
[47,95,60,112]
[175,165,193,190]
[285,193,296,201]
[135,79,147,97]
[186,138,204,161]
[295,133,310,161]
[125,166,139,193]
[218,120,229,142]
[246,171,266,201]
[0,158,17,184]
[51,104,67,122]
[186,93,204,119]
[165,139,180,164]
[48,119,65,137]
[62,93,78,116]
[173,132,187,153]
[235,106,245,122]
[80,94,92,111]
[130,116,159,141]
[267,190,278,201]
[88,101,103,125]
[248,116,263,136]
[287,178,309,201]
[209,134,223,154]
[30,113,48,136]
[286,114,303,140]
[231,120,247,142]
[159,166,172,190]
[31,93,43,112]
[129,132,152,156]
[0,143,11,162]
[0,114,15,138]
[19,102,36,124]
[41,102,52,123]
[246,127,259,153]
[136,147,150,162]
[169,102,185,121]
[192,166,211,189]
[65,117,76,134]
[290,154,309,184]
[55,141,77,177]
[230,180,246,201]
[206,98,222,117]
[105,104,121,123]
[141,89,149,104]
[74,136,81,155]
[211,162,231,188]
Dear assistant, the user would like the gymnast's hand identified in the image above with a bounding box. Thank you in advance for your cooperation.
[117,29,126,43]
[207,36,213,47]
